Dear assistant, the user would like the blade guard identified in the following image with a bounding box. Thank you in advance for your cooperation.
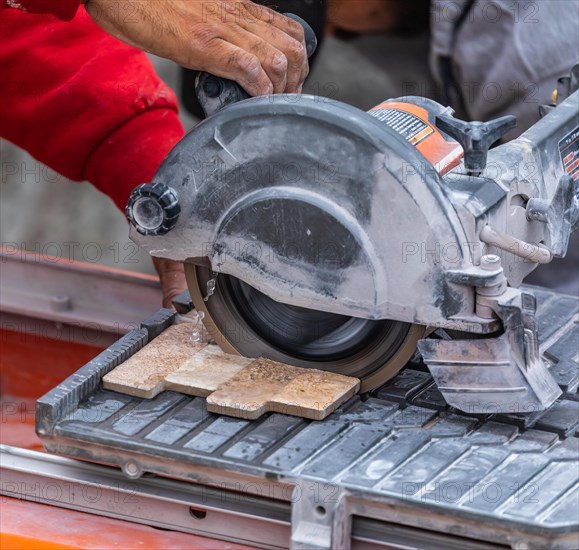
[129,95,477,328]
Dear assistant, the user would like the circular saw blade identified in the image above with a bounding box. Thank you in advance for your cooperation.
[186,264,425,392]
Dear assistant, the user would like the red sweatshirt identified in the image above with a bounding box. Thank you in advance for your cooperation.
[0,1,185,211]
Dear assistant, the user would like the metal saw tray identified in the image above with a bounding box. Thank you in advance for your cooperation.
[36,286,579,549]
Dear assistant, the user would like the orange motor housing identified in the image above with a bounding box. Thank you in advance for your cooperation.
[368,99,464,175]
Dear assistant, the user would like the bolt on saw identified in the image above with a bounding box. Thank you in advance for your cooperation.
[126,17,578,415]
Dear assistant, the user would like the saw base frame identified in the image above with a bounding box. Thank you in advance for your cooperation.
[31,286,579,549]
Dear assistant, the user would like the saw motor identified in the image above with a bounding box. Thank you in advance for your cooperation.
[127,48,579,414]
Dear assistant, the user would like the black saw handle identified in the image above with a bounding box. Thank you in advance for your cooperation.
[195,13,317,117]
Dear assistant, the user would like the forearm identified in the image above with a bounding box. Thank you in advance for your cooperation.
[0,7,184,210]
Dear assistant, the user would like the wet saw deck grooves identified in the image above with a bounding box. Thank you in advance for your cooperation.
[102,323,360,421]
[36,286,579,549]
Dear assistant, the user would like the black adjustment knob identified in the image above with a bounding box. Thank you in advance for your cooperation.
[126,182,180,236]
[436,114,517,174]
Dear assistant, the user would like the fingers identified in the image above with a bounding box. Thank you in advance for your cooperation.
[196,2,308,95]
[236,2,308,93]
[218,28,289,94]
[152,257,188,309]
[197,38,273,96]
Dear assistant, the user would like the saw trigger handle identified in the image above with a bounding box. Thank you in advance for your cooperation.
[195,73,250,117]
[195,13,318,117]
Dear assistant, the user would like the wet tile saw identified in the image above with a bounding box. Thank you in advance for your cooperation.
[126,19,578,415]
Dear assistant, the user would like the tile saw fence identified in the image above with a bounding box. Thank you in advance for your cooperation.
[1,286,578,549]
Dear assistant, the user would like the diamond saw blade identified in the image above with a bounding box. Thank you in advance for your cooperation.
[185,264,425,392]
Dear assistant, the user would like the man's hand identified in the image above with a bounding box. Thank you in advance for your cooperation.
[152,257,188,309]
[85,0,308,95]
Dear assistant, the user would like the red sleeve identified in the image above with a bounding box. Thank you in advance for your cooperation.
[0,7,185,211]
[3,0,81,20]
